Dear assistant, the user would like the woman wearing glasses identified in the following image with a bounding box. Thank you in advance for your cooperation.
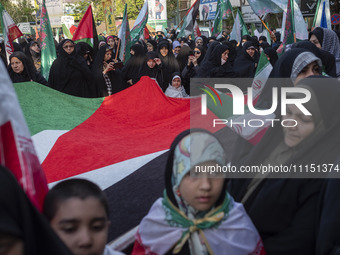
[180,46,206,94]
[48,39,95,97]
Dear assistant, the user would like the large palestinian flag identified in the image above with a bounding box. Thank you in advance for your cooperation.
[15,77,267,241]
[15,77,192,240]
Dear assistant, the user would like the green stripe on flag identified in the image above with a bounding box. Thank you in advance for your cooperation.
[14,82,104,135]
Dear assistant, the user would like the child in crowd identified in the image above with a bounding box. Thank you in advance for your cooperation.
[43,179,124,255]
[165,72,189,98]
[131,129,265,255]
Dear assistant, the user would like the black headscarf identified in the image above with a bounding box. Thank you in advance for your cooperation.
[176,45,192,72]
[48,39,95,97]
[197,44,236,78]
[309,27,324,47]
[255,48,321,110]
[122,43,145,86]
[138,51,164,87]
[8,51,48,85]
[0,165,73,255]
[157,40,180,91]
[234,41,259,78]
[264,47,278,67]
[75,42,94,68]
[292,40,336,77]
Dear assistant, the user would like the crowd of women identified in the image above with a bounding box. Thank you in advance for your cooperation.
[2,26,340,255]
[1,26,340,98]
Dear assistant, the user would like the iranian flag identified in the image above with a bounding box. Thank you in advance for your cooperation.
[118,4,131,63]
[130,0,148,45]
[0,3,23,59]
[177,0,200,38]
[72,5,98,48]
[251,51,273,104]
[0,56,48,212]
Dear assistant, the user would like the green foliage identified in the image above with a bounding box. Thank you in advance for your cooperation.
[0,0,38,24]
[70,0,104,24]
[166,0,177,20]
[116,0,144,20]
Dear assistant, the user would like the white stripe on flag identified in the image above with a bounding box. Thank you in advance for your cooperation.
[32,130,69,163]
[48,150,168,190]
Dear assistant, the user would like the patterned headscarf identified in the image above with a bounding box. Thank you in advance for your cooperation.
[171,132,226,210]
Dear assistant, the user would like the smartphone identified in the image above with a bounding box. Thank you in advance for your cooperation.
[189,50,194,56]
[113,62,123,69]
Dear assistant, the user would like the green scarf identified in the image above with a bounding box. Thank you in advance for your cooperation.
[162,190,232,254]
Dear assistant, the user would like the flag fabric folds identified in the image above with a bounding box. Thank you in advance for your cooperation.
[313,0,331,29]
[0,3,23,59]
[247,0,284,16]
[229,9,249,42]
[14,76,190,183]
[118,4,131,63]
[72,5,98,49]
[177,0,200,38]
[40,0,57,80]
[0,57,48,212]
[62,24,72,39]
[251,51,273,103]
[130,0,148,45]
[211,0,233,37]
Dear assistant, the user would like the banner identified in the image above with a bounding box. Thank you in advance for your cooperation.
[199,0,218,21]
[147,0,167,32]
[102,0,117,35]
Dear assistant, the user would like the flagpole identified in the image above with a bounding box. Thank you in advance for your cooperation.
[312,0,322,29]
[115,38,121,60]
[258,15,276,42]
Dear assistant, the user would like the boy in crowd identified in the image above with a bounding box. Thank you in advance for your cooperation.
[43,179,124,255]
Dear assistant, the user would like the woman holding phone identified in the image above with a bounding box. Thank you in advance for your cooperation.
[92,44,124,97]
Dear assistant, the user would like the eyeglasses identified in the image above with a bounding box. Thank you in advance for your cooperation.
[194,51,201,54]
[63,45,74,49]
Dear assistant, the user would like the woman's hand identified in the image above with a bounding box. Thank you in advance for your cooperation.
[154,58,161,65]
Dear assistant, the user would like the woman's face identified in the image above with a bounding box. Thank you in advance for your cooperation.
[147,59,156,68]
[309,34,321,48]
[147,44,154,52]
[10,57,24,74]
[194,48,201,58]
[179,161,225,212]
[130,49,135,55]
[63,41,75,54]
[196,39,203,47]
[104,50,112,62]
[246,47,255,58]
[282,104,315,147]
[107,38,114,48]
[172,77,181,88]
[294,61,321,85]
[221,49,229,61]
[30,43,40,53]
[160,46,168,57]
